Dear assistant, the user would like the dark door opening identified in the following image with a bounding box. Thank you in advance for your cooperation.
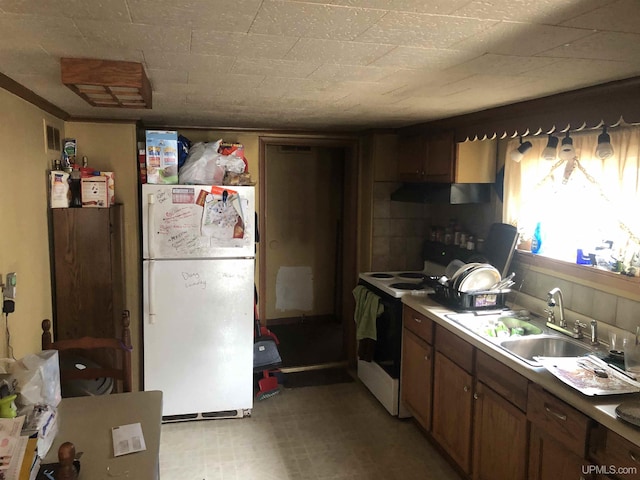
[262,143,345,368]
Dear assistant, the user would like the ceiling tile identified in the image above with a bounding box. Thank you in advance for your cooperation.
[127,0,262,33]
[256,77,349,101]
[143,52,235,73]
[560,0,640,34]
[526,58,640,80]
[43,41,145,63]
[249,0,386,40]
[231,57,319,78]
[188,72,264,89]
[191,31,298,59]
[308,64,399,82]
[355,11,499,48]
[446,53,560,76]
[0,0,130,21]
[539,31,640,61]
[0,47,58,74]
[451,21,596,56]
[450,0,618,24]
[76,19,191,53]
[285,38,394,65]
[372,46,478,69]
[0,13,84,47]
[285,0,470,15]
[147,69,189,85]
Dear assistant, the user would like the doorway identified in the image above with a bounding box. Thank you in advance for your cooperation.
[258,136,359,369]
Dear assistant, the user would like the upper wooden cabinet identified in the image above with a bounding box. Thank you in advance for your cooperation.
[398,130,496,184]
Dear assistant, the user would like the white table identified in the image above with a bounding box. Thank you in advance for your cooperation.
[44,390,162,479]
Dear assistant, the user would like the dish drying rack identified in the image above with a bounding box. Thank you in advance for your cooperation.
[430,282,510,311]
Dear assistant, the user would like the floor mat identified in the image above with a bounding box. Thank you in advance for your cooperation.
[282,368,354,389]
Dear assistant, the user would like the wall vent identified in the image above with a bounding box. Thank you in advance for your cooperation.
[44,122,61,152]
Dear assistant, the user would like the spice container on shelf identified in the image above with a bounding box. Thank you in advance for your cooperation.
[466,235,476,251]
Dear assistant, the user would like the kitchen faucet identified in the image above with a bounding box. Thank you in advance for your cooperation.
[546,287,566,327]
[545,287,584,339]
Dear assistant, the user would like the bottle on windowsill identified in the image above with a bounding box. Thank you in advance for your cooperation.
[531,222,543,254]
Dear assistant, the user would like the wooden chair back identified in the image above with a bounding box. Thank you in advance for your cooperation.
[42,310,132,394]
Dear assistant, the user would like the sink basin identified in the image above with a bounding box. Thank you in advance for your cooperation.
[447,313,542,338]
[499,335,594,366]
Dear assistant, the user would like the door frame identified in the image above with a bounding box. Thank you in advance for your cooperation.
[258,135,360,367]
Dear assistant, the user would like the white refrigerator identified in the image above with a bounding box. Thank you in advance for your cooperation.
[142,184,255,419]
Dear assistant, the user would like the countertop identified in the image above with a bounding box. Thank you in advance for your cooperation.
[402,295,640,447]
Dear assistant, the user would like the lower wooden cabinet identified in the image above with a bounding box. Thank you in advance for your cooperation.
[401,328,433,430]
[590,425,640,480]
[472,381,529,480]
[529,425,594,480]
[432,350,474,474]
[528,384,594,480]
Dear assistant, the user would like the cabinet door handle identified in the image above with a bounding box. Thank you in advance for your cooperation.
[629,451,640,464]
[544,404,567,421]
[473,393,479,400]
[413,317,422,323]
[463,385,470,392]
[424,354,430,361]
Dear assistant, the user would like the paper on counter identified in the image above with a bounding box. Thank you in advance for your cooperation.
[111,423,146,457]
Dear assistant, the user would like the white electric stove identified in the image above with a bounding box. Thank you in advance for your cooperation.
[356,261,445,417]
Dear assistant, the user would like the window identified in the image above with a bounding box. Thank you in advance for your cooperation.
[503,126,640,276]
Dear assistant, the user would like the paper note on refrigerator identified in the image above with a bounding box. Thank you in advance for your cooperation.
[201,191,245,240]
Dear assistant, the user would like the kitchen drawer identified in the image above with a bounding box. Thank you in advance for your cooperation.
[403,307,433,344]
[476,350,529,412]
[590,425,640,480]
[435,324,474,373]
[527,384,593,457]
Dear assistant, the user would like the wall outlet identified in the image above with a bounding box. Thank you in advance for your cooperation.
[3,273,16,300]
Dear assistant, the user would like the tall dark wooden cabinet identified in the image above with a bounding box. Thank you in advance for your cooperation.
[51,205,124,341]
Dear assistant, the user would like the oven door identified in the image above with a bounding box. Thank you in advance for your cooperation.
[355,281,406,416]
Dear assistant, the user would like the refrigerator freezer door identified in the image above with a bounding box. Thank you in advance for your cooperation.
[142,184,255,259]
[143,258,254,417]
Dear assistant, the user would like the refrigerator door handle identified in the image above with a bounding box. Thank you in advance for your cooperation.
[148,193,156,259]
[148,260,157,324]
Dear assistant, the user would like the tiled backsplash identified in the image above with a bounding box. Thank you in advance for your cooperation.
[370,181,500,272]
[371,182,427,271]
[511,258,640,341]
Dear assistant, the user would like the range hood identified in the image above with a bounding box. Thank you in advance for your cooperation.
[390,183,491,204]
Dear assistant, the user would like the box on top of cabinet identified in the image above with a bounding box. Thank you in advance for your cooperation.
[81,171,114,208]
[145,130,178,184]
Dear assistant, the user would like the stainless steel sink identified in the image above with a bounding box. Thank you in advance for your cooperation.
[446,313,542,338]
[499,335,595,366]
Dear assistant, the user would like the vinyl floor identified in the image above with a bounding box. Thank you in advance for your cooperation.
[159,380,460,480]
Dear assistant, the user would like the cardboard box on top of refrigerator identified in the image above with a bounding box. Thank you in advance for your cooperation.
[146,130,178,184]
[81,171,115,207]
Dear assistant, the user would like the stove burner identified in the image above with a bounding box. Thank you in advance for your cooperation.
[370,273,394,279]
[390,282,425,291]
[397,272,426,280]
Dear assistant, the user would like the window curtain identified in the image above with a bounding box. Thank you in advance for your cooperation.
[503,127,640,261]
